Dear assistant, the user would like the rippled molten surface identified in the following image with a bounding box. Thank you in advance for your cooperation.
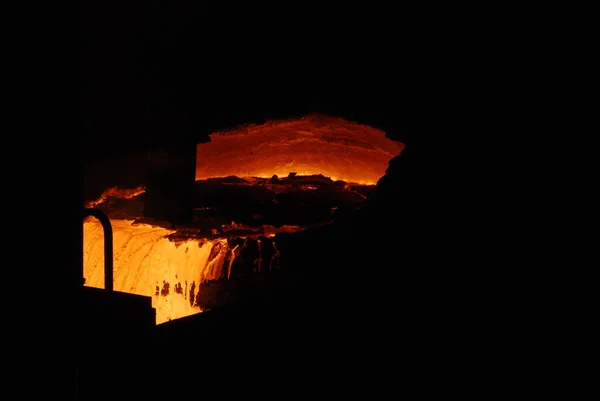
[196,114,404,185]
[84,219,230,324]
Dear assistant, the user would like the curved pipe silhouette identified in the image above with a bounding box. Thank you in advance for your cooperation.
[82,208,113,292]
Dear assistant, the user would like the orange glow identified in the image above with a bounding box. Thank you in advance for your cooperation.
[84,219,231,324]
[86,186,145,208]
[196,114,404,185]
[84,115,403,325]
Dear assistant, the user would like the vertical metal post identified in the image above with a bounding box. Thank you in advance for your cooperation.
[82,208,113,292]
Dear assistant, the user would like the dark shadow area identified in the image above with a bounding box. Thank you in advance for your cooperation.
[73,2,490,399]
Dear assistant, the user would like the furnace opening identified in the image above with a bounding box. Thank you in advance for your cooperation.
[84,114,404,324]
[196,114,402,185]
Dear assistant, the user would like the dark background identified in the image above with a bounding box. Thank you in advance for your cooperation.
[81,1,448,164]
[13,2,541,398]
[80,1,449,204]
[73,2,511,398]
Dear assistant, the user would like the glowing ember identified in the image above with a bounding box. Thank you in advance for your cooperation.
[86,186,146,208]
[196,114,404,185]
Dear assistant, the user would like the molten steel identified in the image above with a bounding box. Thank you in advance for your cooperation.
[84,218,229,324]
[86,186,146,208]
[84,115,402,324]
[196,114,404,184]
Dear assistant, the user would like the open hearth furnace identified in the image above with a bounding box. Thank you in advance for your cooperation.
[83,114,404,324]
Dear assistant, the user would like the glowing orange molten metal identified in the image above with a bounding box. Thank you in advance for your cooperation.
[84,219,230,324]
[84,115,402,325]
[86,186,146,208]
[196,114,404,185]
